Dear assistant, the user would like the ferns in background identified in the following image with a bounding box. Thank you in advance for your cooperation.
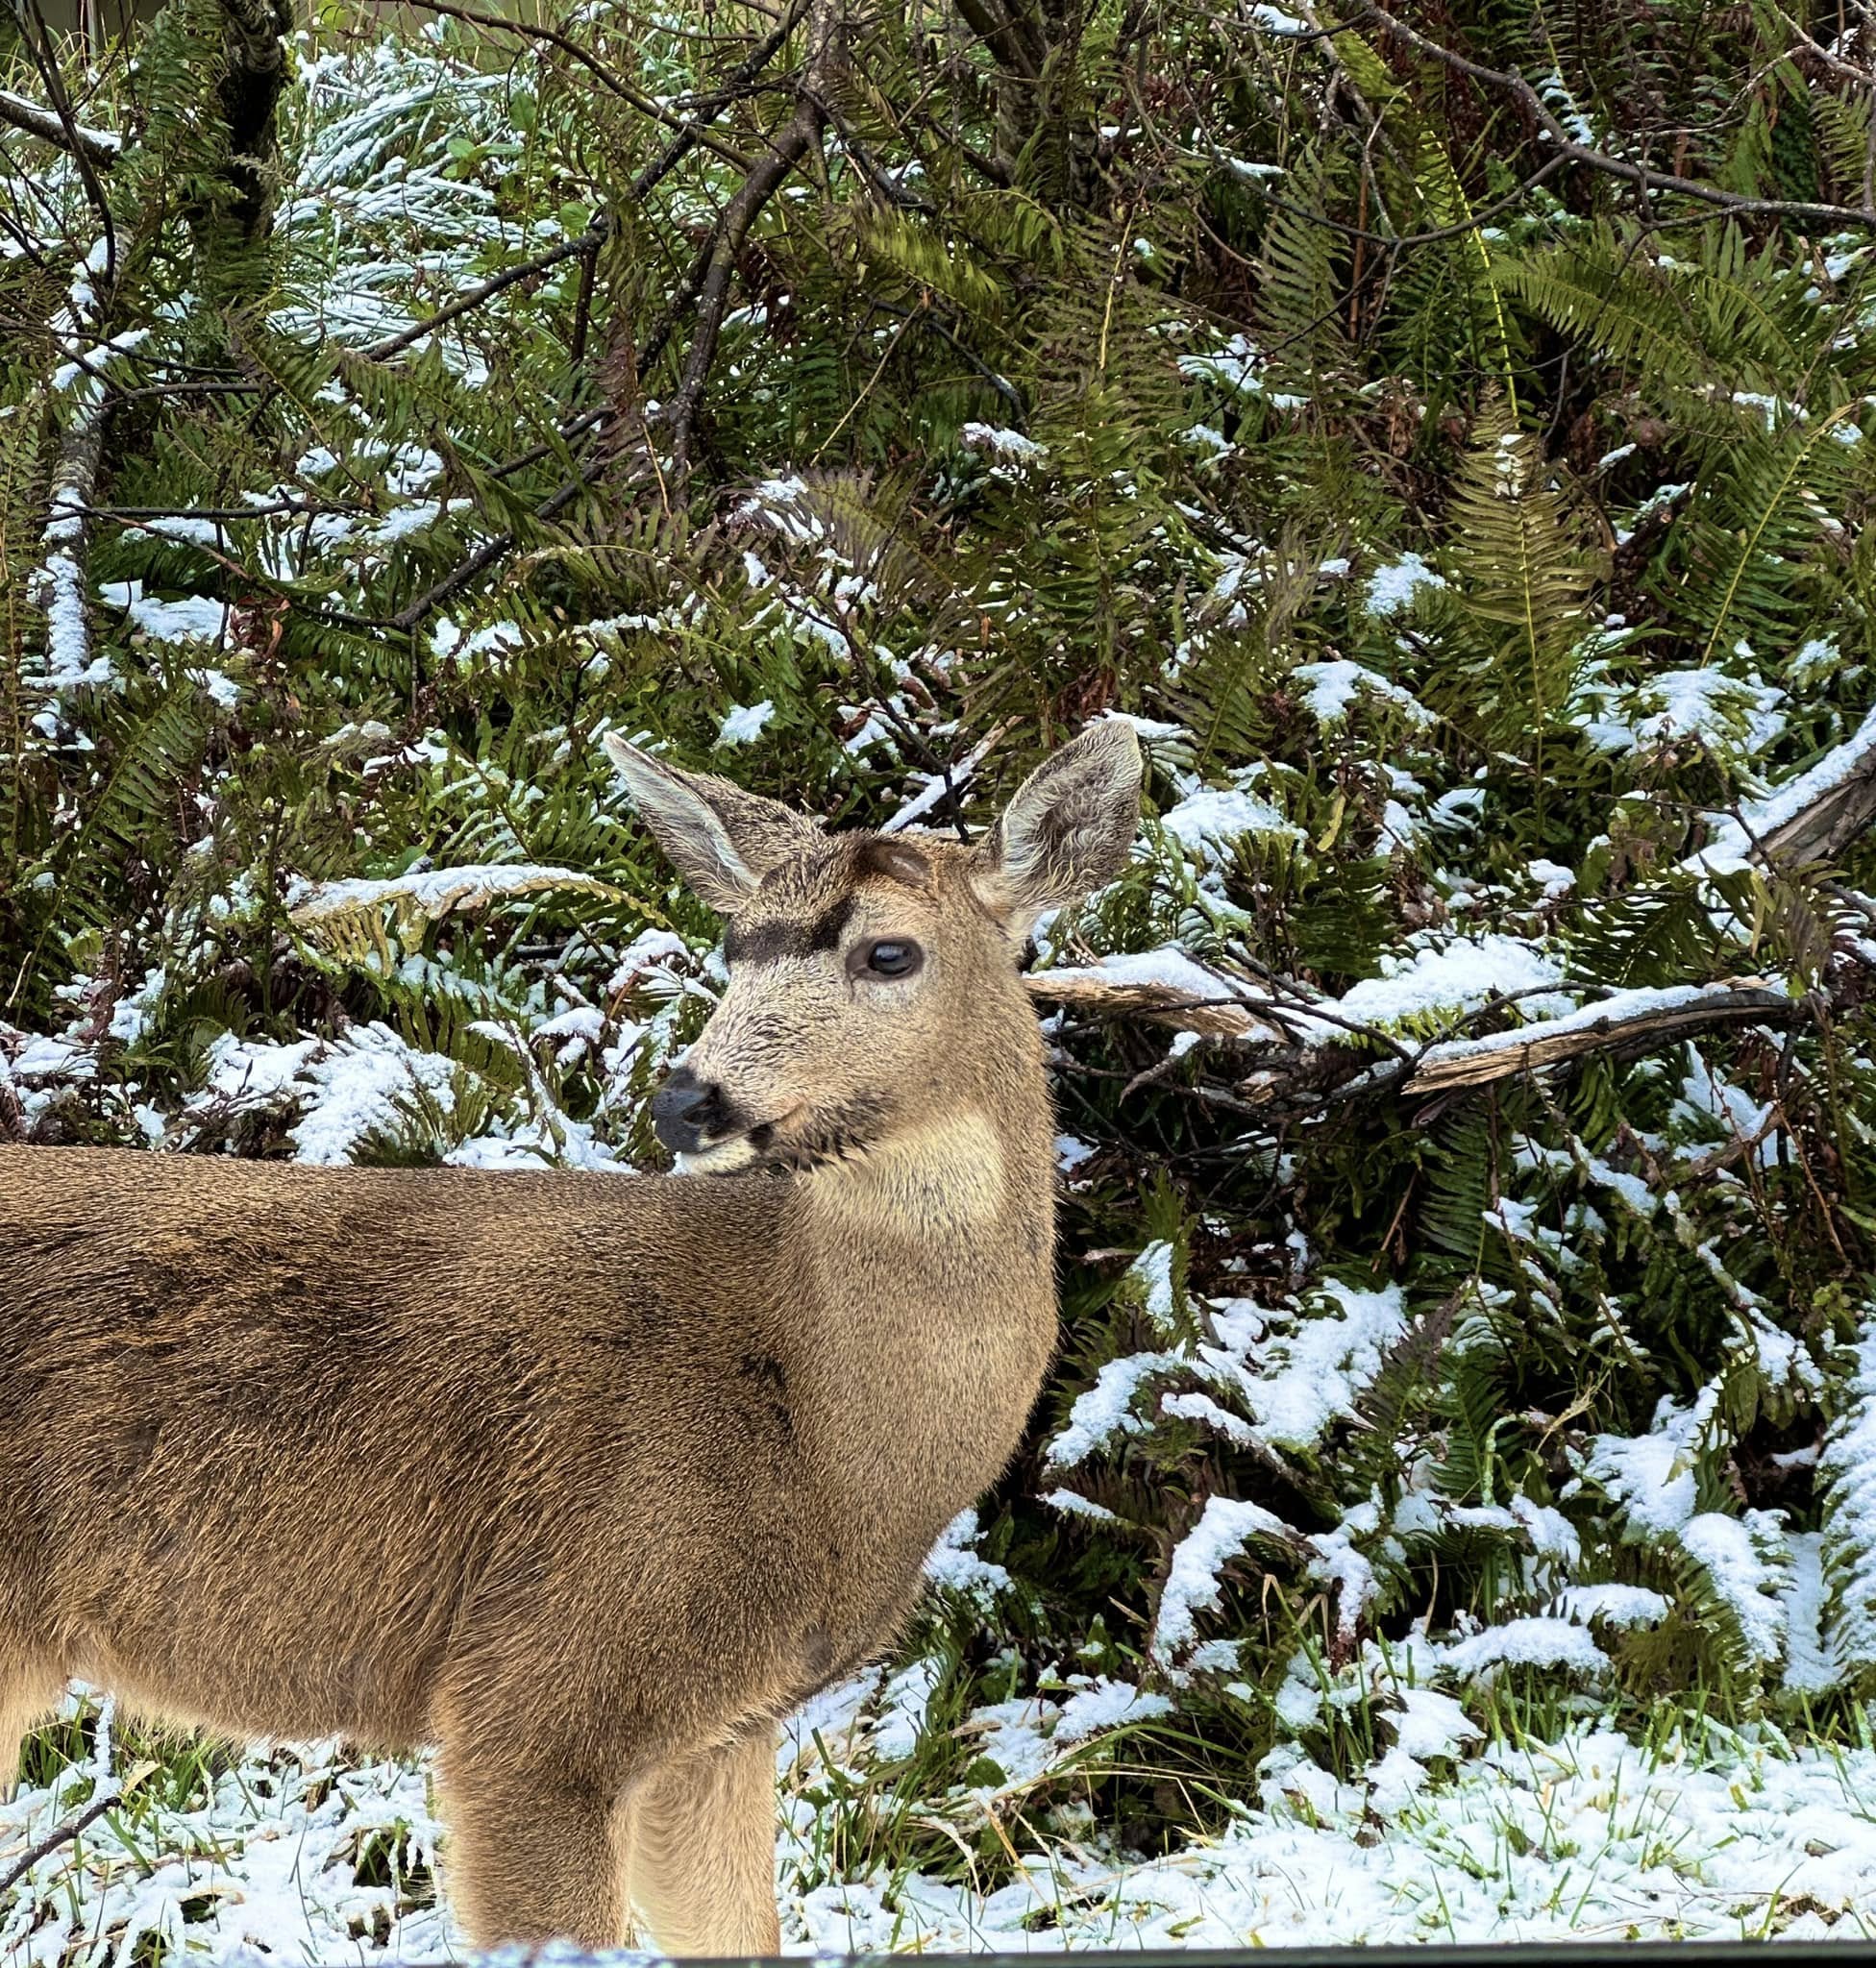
[5,0,1876,1862]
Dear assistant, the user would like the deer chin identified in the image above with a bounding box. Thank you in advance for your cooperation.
[675,1104,806,1177]
[674,1136,764,1176]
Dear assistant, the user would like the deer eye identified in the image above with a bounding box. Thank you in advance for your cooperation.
[855,938,923,979]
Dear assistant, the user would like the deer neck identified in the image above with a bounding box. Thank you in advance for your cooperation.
[799,1046,1054,1281]
[793,1039,1059,1513]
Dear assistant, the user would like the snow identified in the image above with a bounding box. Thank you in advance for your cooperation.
[1042,1486,1119,1522]
[960,422,1046,462]
[1153,1494,1294,1661]
[1127,1239,1179,1333]
[1820,1317,1876,1676]
[1444,1617,1608,1676]
[1781,1531,1838,1693]
[1044,1348,1180,1468]
[1387,1685,1481,1761]
[1177,332,1305,408]
[189,1024,460,1165]
[1235,1279,1408,1450]
[1552,1583,1669,1630]
[0,86,123,154]
[1159,784,1301,853]
[1582,1387,1715,1537]
[1581,664,1787,760]
[290,862,613,923]
[1052,1677,1172,1742]
[1412,980,1773,1077]
[717,700,776,746]
[1680,1513,1785,1664]
[1364,550,1447,616]
[15,1705,1876,1954]
[97,580,230,647]
[1335,934,1566,1026]
[1684,698,1876,874]
[1292,657,1432,726]
[921,1507,1012,1604]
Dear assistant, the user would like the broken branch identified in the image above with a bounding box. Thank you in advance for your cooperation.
[0,86,120,164]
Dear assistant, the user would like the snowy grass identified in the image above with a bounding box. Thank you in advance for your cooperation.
[7,1683,1876,1958]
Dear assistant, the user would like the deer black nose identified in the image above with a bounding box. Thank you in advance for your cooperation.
[651,1067,725,1153]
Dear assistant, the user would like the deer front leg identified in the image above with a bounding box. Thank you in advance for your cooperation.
[0,1654,60,1805]
[624,1726,780,1956]
[435,1748,630,1951]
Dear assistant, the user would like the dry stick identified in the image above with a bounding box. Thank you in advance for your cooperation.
[0,1791,121,1900]
[1398,984,1806,1095]
[1026,717,1876,1101]
[1349,0,1876,230]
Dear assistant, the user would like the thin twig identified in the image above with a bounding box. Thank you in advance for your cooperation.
[393,0,755,173]
[0,1791,120,1899]
[630,0,813,201]
[668,0,843,476]
[361,218,610,363]
[13,0,116,280]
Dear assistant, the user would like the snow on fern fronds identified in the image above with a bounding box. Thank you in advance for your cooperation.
[1044,1347,1183,1469]
[1580,1385,1719,1536]
[1781,1532,1839,1694]
[1222,1280,1408,1453]
[1152,1495,1296,1667]
[288,863,624,936]
[1819,1316,1876,1683]
[922,1507,1013,1611]
[1679,1512,1788,1668]
[1158,784,1302,859]
[1443,1618,1608,1679]
[1330,934,1569,1029]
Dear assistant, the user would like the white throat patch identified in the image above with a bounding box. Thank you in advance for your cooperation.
[808,1110,1006,1237]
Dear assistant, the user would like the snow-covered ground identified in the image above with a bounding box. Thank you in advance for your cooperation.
[5,1680,1875,1958]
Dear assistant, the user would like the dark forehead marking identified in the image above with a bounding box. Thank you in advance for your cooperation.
[724,826,945,964]
[725,894,855,966]
[722,835,936,966]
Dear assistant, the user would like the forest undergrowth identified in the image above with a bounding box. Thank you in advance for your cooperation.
[8,0,1876,1950]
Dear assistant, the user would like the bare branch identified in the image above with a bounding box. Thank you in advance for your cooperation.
[0,1791,123,1900]
[1398,983,1805,1095]
[1350,0,1876,230]
[12,0,117,280]
[630,0,813,201]
[393,0,756,174]
[1028,696,1876,1109]
[667,0,843,476]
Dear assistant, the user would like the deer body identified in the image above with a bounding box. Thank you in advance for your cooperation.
[0,722,1141,1954]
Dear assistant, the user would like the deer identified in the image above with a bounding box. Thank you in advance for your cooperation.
[0,718,1143,1956]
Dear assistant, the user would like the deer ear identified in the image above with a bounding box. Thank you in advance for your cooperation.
[605,734,823,913]
[971,721,1143,933]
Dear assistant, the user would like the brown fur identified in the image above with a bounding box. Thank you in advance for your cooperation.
[0,722,1141,1954]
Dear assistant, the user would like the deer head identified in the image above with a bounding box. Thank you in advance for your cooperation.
[604,723,1142,1176]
